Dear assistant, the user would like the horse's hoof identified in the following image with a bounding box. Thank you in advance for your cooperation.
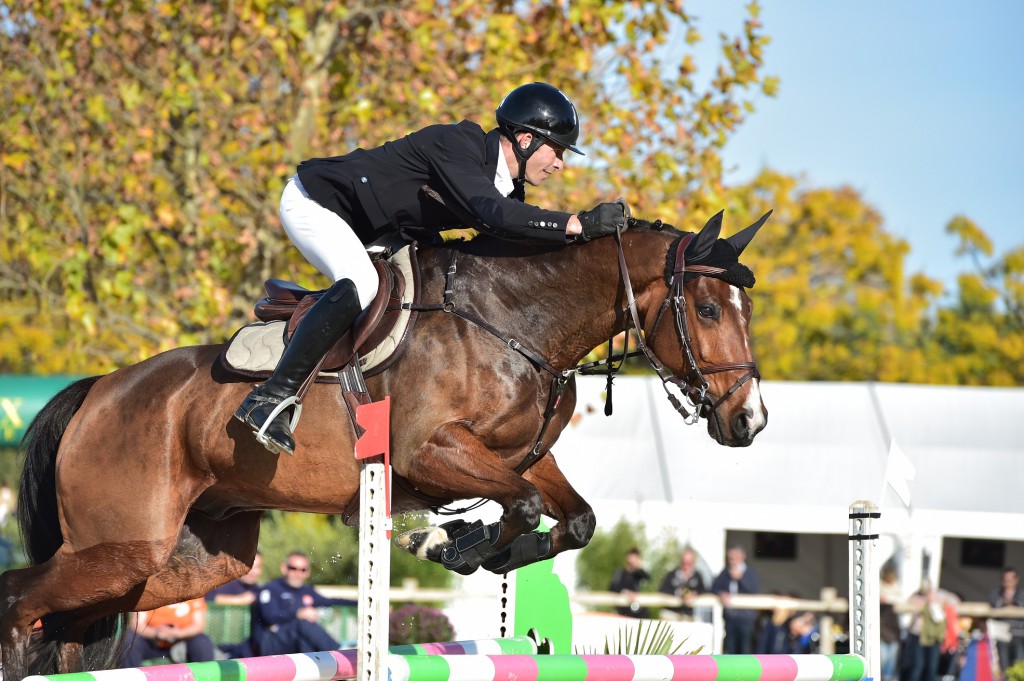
[393,526,449,561]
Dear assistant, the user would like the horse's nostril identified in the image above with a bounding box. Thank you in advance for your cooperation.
[732,412,751,439]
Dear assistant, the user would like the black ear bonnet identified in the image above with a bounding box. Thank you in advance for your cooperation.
[661,236,754,289]
[656,209,771,289]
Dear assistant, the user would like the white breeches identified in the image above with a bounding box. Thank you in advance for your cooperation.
[278,174,377,309]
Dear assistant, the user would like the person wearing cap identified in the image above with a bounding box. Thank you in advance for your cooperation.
[236,82,628,457]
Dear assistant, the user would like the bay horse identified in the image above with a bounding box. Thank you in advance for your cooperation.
[1,211,768,679]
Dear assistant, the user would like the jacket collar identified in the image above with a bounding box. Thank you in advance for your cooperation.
[484,128,503,178]
[487,128,525,202]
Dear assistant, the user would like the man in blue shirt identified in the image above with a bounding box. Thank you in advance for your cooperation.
[251,551,356,655]
[711,545,761,654]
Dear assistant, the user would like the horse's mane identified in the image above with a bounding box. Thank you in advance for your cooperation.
[434,216,683,259]
[422,217,755,288]
[439,234,566,259]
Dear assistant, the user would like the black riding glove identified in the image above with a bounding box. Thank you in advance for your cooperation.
[576,200,630,241]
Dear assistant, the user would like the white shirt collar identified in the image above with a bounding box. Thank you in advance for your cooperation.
[494,145,515,197]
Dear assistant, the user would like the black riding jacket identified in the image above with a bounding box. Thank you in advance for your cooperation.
[296,120,574,245]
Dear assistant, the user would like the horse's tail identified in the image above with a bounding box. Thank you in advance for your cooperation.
[18,375,128,674]
[18,375,101,564]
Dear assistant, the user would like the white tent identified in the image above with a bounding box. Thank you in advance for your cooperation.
[549,377,1024,598]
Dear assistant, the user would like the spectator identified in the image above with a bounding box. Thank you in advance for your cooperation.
[786,611,818,654]
[711,545,760,654]
[251,551,356,654]
[121,598,219,666]
[609,548,651,618]
[205,552,264,657]
[0,478,15,568]
[658,547,706,620]
[900,578,958,681]
[207,552,264,605]
[757,601,817,655]
[879,564,902,681]
[989,566,1024,672]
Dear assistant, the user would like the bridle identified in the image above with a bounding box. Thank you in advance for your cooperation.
[585,225,761,428]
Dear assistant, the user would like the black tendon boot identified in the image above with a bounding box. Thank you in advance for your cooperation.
[235,278,361,455]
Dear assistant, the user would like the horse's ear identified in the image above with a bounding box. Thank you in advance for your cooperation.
[686,210,723,262]
[725,209,773,256]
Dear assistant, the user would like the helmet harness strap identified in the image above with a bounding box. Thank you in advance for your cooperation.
[501,125,545,187]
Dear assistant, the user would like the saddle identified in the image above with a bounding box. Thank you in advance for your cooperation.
[222,246,418,380]
[257,261,401,371]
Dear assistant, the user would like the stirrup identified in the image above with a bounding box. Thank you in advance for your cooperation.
[254,395,303,448]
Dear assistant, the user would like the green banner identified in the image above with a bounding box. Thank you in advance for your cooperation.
[0,375,85,447]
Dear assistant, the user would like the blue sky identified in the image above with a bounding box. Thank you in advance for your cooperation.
[678,1,1023,294]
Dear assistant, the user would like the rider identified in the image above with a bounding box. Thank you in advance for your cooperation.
[236,82,629,456]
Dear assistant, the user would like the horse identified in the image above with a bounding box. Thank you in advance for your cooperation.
[0,210,769,679]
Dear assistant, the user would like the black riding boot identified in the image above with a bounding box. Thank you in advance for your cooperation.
[235,278,362,455]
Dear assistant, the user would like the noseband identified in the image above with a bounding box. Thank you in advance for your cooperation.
[602,228,760,425]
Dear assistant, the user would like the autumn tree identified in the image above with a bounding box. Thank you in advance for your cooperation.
[718,171,1023,386]
[0,0,772,374]
[928,216,1024,385]
[725,170,944,383]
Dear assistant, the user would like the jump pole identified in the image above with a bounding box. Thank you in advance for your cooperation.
[21,637,541,681]
[848,500,880,681]
[353,398,393,681]
[23,652,866,681]
[384,653,867,681]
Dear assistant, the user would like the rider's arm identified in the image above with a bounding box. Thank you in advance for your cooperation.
[307,585,356,609]
[566,215,582,236]
[427,125,577,243]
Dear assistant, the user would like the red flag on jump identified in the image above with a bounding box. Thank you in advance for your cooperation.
[354,397,390,460]
[354,397,391,531]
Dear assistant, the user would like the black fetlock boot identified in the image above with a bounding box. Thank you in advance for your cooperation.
[235,278,361,455]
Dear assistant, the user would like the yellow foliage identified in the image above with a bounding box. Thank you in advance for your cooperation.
[0,2,1018,385]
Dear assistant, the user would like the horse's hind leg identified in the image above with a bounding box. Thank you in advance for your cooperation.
[2,510,262,676]
[0,497,258,678]
[129,510,262,610]
[0,540,172,677]
[56,510,262,620]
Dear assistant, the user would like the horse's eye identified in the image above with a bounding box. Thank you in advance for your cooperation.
[698,304,718,319]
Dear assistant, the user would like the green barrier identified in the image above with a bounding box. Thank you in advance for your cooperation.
[0,375,86,447]
[205,603,357,647]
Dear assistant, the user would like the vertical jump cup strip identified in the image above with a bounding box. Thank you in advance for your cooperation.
[848,500,880,681]
[354,397,393,681]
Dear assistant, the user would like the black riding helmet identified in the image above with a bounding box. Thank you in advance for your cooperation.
[496,82,583,184]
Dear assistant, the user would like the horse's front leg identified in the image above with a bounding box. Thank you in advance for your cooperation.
[475,451,596,574]
[394,423,545,574]
[522,451,596,556]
